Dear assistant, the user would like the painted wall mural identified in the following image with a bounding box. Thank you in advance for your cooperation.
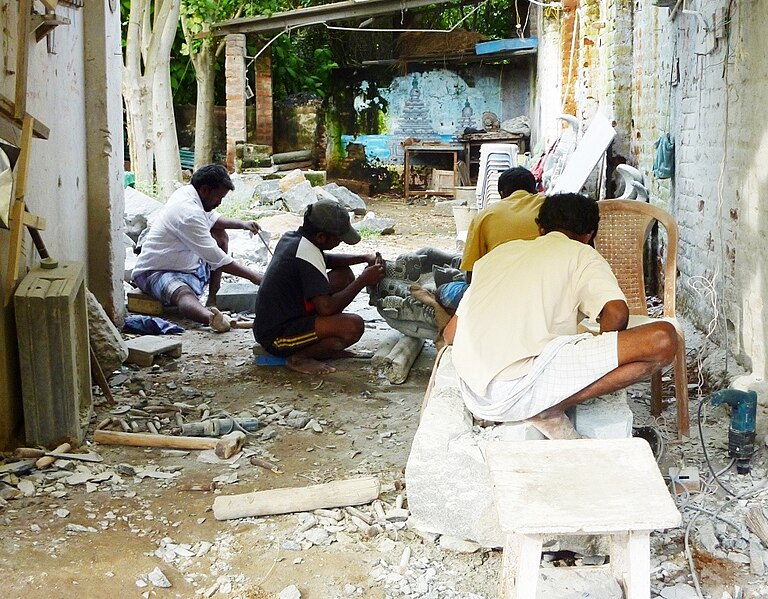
[340,69,504,165]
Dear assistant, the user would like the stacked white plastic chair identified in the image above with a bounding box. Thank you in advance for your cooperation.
[475,143,518,209]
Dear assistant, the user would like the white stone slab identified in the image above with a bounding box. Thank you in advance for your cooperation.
[406,347,634,548]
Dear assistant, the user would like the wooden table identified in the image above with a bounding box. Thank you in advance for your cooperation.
[403,144,464,198]
[487,438,681,598]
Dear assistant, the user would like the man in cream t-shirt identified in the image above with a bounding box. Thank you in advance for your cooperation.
[452,192,678,439]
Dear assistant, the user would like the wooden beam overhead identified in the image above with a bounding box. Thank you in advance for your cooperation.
[210,0,460,36]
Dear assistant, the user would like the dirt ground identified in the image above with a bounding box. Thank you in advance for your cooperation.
[2,195,768,599]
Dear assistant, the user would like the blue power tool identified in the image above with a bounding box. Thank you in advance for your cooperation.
[710,389,758,474]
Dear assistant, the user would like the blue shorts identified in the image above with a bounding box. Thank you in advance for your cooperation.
[437,281,469,311]
[133,261,210,306]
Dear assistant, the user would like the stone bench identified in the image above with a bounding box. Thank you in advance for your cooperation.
[488,438,680,598]
[405,346,634,549]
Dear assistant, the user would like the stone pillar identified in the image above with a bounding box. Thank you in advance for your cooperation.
[84,0,126,323]
[254,55,273,148]
[225,34,247,172]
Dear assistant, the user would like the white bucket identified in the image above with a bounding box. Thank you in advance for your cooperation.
[454,186,476,203]
[452,205,478,235]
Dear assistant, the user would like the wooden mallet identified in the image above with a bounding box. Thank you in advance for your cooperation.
[93,430,246,459]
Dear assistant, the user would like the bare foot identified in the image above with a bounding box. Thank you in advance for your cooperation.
[208,307,231,333]
[409,284,452,330]
[528,411,585,440]
[286,356,336,375]
[328,349,374,359]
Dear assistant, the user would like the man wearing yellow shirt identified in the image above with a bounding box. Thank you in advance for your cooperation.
[429,167,543,341]
[460,166,544,282]
[452,193,677,439]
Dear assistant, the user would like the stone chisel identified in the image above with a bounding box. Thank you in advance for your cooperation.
[14,448,104,463]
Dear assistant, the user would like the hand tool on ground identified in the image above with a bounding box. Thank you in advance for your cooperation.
[181,417,260,437]
[34,442,71,468]
[229,320,254,329]
[15,447,104,463]
[93,429,246,459]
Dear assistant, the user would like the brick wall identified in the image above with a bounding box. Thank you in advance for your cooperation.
[225,34,247,171]
[254,55,273,147]
[539,0,768,379]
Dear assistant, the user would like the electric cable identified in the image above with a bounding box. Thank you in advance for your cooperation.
[697,397,737,497]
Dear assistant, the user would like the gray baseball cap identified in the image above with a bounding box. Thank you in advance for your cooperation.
[305,199,361,245]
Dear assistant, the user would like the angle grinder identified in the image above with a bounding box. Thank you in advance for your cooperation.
[710,389,758,474]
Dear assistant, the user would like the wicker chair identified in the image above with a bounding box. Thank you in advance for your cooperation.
[586,199,689,438]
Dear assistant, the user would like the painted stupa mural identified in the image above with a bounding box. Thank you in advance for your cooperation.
[456,99,476,135]
[393,76,437,137]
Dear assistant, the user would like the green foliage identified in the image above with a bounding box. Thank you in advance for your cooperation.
[431,0,521,40]
[217,190,255,219]
[135,180,163,201]
[356,226,382,240]
[271,30,338,100]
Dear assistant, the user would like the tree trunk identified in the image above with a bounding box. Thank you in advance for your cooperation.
[149,0,182,199]
[122,0,181,197]
[191,40,215,169]
[123,0,154,187]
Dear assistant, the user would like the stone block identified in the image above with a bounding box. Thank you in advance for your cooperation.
[320,182,367,215]
[215,282,259,313]
[126,336,182,367]
[15,262,92,446]
[282,180,317,213]
[405,347,632,549]
[86,288,128,374]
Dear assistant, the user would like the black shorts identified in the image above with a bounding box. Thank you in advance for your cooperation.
[261,315,318,357]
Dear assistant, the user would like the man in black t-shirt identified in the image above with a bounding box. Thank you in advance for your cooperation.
[253,199,385,375]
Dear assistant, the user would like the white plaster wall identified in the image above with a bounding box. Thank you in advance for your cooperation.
[623,0,768,380]
[0,2,124,447]
[630,0,738,360]
[535,0,768,381]
[0,3,89,269]
[534,9,564,149]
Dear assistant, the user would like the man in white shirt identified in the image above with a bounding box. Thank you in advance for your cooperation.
[132,164,263,332]
[452,193,678,439]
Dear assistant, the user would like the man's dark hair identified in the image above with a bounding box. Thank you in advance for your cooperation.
[498,166,537,197]
[191,164,234,191]
[537,193,599,236]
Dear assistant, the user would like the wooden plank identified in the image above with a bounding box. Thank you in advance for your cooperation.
[4,200,26,306]
[22,211,45,230]
[15,0,32,118]
[4,116,34,305]
[93,429,219,451]
[127,290,163,315]
[213,476,380,520]
[14,116,33,200]
[0,95,50,141]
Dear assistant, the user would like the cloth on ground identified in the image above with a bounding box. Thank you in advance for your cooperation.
[123,315,184,335]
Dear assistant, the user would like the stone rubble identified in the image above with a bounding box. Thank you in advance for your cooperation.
[3,319,768,598]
